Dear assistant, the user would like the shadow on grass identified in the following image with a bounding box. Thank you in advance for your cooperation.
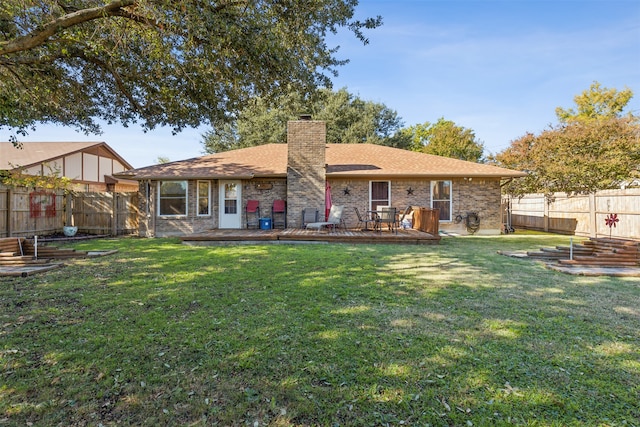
[1,236,638,425]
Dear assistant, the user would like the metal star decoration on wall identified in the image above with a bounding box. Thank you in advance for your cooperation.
[343,187,350,195]
[406,187,414,195]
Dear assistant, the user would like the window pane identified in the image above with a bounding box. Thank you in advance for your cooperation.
[433,181,450,199]
[160,198,187,216]
[431,180,452,221]
[198,181,210,216]
[433,201,451,221]
[159,181,187,216]
[371,182,388,200]
[224,199,237,214]
[160,181,187,197]
[225,183,237,199]
[370,181,390,211]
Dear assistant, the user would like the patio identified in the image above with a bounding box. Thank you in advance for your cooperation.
[180,227,440,245]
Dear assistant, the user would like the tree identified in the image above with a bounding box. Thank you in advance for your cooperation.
[496,83,640,199]
[1,1,381,143]
[201,88,408,153]
[556,81,634,123]
[400,117,485,162]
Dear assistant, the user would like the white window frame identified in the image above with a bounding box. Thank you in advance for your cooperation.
[158,180,188,217]
[369,180,391,210]
[431,180,452,221]
[197,180,211,216]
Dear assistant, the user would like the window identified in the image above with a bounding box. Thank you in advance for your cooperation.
[158,181,187,216]
[370,181,390,210]
[197,181,210,216]
[431,180,452,221]
[223,182,238,214]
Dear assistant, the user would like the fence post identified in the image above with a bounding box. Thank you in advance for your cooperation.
[543,198,549,232]
[7,188,13,237]
[589,193,597,238]
[65,193,73,227]
[111,192,118,236]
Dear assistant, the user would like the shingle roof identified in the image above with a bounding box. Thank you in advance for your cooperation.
[117,143,526,180]
[0,141,133,170]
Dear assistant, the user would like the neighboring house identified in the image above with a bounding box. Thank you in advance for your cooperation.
[1,141,137,192]
[116,119,526,237]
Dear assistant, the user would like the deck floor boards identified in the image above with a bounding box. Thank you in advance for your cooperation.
[180,228,440,245]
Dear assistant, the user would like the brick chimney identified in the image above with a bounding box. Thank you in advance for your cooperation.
[286,119,326,227]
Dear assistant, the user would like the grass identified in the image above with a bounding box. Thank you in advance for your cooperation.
[1,234,638,426]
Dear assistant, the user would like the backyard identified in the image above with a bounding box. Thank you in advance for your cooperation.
[0,234,638,426]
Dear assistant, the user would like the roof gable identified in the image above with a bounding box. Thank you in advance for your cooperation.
[0,141,133,170]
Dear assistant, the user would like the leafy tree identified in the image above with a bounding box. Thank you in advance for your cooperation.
[496,82,640,199]
[1,1,381,143]
[1,163,71,190]
[556,81,634,123]
[202,88,408,153]
[400,117,485,162]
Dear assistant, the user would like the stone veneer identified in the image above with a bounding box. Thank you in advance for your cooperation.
[286,120,326,227]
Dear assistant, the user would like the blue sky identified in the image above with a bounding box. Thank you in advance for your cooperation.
[15,0,640,168]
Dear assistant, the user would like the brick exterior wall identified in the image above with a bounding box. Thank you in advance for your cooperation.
[286,120,326,227]
[136,119,503,236]
[242,179,287,226]
[329,177,502,235]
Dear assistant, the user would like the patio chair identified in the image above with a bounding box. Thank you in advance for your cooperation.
[398,206,413,229]
[272,199,286,229]
[301,208,319,228]
[376,207,397,234]
[354,207,377,231]
[305,205,344,232]
[245,200,260,229]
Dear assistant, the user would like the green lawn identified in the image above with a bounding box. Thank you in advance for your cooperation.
[1,235,638,426]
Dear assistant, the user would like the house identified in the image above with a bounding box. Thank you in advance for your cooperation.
[116,119,526,237]
[0,141,137,192]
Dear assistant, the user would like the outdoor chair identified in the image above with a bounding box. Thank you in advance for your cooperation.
[272,199,286,229]
[398,206,413,229]
[301,208,319,228]
[376,207,398,234]
[305,205,344,232]
[354,207,377,231]
[245,200,260,229]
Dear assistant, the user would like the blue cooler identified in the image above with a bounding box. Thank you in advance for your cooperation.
[259,218,272,230]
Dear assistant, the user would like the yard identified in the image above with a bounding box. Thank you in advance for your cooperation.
[1,234,638,426]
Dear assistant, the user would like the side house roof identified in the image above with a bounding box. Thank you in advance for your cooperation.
[116,143,526,180]
[0,141,133,171]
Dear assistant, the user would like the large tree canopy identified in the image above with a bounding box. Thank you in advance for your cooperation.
[496,82,640,199]
[202,88,408,153]
[0,1,380,142]
[400,117,485,162]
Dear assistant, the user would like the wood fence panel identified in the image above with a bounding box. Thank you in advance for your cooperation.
[509,189,640,239]
[1,184,139,237]
[116,192,139,235]
[71,192,114,235]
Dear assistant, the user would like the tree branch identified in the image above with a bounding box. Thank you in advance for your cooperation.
[72,49,143,114]
[0,0,137,56]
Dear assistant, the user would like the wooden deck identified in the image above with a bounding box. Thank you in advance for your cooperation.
[180,227,441,245]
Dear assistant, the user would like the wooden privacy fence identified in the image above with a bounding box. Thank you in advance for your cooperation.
[0,185,139,237]
[505,188,640,239]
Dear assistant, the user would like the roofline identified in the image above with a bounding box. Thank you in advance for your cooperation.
[116,172,525,180]
[114,173,275,180]
[3,141,134,171]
